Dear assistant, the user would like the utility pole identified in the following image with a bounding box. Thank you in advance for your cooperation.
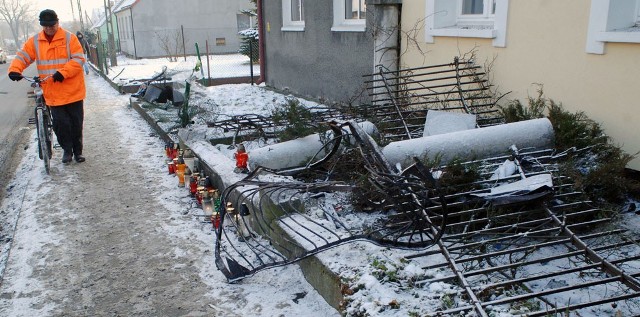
[103,0,118,66]
[77,0,85,31]
[69,0,76,21]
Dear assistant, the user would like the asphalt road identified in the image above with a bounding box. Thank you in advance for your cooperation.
[0,61,36,204]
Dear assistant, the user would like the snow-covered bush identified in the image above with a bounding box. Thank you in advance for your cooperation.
[238,28,259,64]
[500,88,640,206]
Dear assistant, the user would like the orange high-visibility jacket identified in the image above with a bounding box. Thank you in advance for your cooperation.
[9,27,86,106]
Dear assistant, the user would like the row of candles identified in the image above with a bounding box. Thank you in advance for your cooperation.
[165,142,253,239]
[165,142,223,229]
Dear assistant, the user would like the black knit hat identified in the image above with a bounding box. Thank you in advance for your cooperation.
[39,9,58,27]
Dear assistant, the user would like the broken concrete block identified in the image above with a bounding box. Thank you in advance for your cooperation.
[423,110,477,137]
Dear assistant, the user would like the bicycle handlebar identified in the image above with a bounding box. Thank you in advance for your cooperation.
[22,75,53,85]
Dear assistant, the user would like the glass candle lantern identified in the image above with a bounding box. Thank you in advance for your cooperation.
[225,202,237,216]
[211,212,221,229]
[189,173,199,196]
[175,162,186,187]
[172,158,179,173]
[202,196,214,216]
[164,142,171,158]
[184,169,191,189]
[171,143,179,159]
[233,144,249,173]
[214,197,221,212]
[176,169,185,187]
[198,176,207,187]
[207,189,217,201]
[196,186,206,205]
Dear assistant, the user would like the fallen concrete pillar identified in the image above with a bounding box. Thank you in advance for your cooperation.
[248,121,378,171]
[382,118,555,169]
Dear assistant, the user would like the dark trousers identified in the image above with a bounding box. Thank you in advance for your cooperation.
[50,100,84,156]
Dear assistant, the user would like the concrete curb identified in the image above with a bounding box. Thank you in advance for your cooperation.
[129,100,174,145]
[91,64,124,94]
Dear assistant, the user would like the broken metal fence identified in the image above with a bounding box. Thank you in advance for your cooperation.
[363,57,505,142]
[205,107,355,147]
[405,148,640,316]
[207,56,640,315]
[214,121,449,281]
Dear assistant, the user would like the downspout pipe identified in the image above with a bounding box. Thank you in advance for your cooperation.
[257,0,265,84]
[130,7,138,59]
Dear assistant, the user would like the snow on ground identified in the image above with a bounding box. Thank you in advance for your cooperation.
[3,53,640,316]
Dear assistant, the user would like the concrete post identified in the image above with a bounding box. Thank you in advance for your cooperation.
[248,121,379,171]
[382,118,556,169]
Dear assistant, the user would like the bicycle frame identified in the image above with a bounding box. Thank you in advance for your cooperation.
[24,75,53,174]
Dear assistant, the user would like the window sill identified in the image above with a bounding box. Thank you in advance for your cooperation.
[331,24,366,32]
[430,27,496,39]
[281,25,305,32]
[594,30,640,43]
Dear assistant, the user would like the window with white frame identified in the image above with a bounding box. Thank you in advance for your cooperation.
[425,0,508,47]
[332,0,367,32]
[346,0,366,19]
[458,0,495,25]
[282,0,305,32]
[586,0,640,54]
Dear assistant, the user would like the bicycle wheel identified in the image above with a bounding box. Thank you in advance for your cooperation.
[44,110,53,158]
[36,108,50,174]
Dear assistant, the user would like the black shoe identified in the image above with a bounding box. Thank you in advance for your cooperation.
[75,155,86,163]
[62,152,73,164]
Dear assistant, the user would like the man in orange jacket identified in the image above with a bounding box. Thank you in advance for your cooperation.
[8,9,87,164]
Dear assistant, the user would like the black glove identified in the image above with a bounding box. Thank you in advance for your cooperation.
[53,71,64,83]
[9,72,23,81]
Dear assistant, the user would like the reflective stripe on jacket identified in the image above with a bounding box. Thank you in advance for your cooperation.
[9,27,86,106]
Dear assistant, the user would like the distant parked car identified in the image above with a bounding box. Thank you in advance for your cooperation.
[0,47,7,64]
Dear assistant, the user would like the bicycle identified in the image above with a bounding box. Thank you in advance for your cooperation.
[23,75,54,174]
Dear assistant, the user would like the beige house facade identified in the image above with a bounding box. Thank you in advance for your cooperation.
[401,0,640,170]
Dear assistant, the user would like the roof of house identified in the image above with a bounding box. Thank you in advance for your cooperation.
[91,14,106,29]
[113,0,139,14]
[90,0,138,29]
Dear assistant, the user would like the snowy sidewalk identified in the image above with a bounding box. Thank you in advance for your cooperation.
[0,74,337,316]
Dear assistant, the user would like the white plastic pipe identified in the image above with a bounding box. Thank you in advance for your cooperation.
[382,118,555,169]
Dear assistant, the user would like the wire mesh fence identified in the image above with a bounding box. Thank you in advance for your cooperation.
[87,38,260,86]
[87,24,260,85]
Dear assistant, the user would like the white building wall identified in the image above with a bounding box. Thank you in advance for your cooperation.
[120,0,253,58]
